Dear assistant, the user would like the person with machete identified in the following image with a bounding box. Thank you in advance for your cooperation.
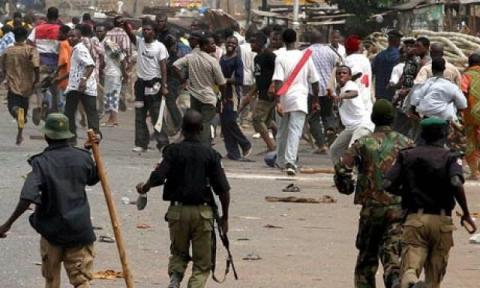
[126,18,169,153]
[0,113,99,288]
[136,109,232,288]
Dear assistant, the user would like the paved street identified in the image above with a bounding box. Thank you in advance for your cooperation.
[0,102,479,288]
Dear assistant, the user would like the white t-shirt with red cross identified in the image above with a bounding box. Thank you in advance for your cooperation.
[345,53,373,113]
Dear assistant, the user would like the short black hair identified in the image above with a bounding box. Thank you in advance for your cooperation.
[421,124,447,144]
[416,36,430,48]
[468,53,480,67]
[199,32,214,47]
[59,24,71,35]
[13,12,22,19]
[72,17,80,24]
[142,17,155,28]
[337,65,352,75]
[431,57,446,74]
[78,23,92,37]
[282,28,296,44]
[253,32,267,46]
[13,26,28,41]
[113,16,123,27]
[47,7,59,21]
[82,13,91,21]
[182,109,203,136]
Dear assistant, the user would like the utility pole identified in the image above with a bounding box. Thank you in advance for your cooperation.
[292,0,300,32]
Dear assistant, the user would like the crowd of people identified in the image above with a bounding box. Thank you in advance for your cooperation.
[0,5,479,288]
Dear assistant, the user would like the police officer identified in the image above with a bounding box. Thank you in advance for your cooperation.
[335,100,414,288]
[136,109,230,288]
[0,113,99,288]
[384,117,477,288]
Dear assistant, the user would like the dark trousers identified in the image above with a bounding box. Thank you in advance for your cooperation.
[64,90,100,142]
[7,91,29,119]
[134,79,168,150]
[166,79,182,131]
[220,99,251,160]
[190,96,217,146]
[308,95,337,146]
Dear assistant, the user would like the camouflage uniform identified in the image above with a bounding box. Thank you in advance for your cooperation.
[336,126,414,288]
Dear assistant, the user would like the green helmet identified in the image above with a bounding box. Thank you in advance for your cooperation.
[371,99,395,126]
[41,113,75,140]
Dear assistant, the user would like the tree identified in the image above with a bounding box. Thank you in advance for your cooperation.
[329,0,403,36]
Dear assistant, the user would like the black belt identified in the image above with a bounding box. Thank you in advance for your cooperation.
[410,208,451,216]
[170,201,209,206]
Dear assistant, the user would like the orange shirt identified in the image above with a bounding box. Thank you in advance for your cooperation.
[57,40,72,91]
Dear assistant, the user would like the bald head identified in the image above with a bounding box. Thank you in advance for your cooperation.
[182,109,203,137]
[430,43,444,59]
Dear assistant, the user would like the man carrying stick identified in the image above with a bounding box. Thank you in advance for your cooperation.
[0,113,99,288]
[136,109,231,288]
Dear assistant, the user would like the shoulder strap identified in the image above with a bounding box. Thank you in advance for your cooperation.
[276,49,313,97]
[328,44,344,63]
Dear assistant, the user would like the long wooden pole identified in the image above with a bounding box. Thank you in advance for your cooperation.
[87,130,134,288]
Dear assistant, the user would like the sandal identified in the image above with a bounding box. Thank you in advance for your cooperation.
[282,183,301,192]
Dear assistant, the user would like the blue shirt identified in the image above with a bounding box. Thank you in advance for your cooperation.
[372,47,399,101]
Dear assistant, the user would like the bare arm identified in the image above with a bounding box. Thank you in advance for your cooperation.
[0,199,31,238]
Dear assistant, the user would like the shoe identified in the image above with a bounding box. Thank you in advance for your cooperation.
[167,273,182,288]
[242,146,253,158]
[285,163,297,176]
[132,146,147,153]
[252,133,261,139]
[17,108,25,129]
[32,107,41,126]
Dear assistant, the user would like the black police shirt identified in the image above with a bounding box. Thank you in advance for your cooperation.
[21,143,99,247]
[148,139,230,204]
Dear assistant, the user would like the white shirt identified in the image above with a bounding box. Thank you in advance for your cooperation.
[345,53,373,113]
[66,42,97,96]
[389,63,405,85]
[233,31,245,45]
[103,39,125,77]
[239,43,256,86]
[272,49,320,114]
[410,77,467,121]
[338,81,374,130]
[136,37,169,80]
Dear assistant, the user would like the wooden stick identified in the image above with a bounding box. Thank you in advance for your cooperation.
[87,130,134,288]
[299,167,335,174]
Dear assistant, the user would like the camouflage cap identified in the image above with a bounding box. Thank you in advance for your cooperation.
[41,113,75,140]
[420,117,448,128]
[371,99,395,125]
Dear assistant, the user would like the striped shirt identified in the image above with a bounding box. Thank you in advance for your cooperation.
[104,27,132,61]
[309,44,337,96]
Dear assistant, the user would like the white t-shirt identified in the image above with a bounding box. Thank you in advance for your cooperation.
[136,37,169,80]
[338,81,374,130]
[345,53,373,113]
[389,63,405,85]
[239,43,256,86]
[103,40,126,77]
[272,49,320,114]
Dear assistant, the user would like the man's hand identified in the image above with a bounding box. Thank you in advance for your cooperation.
[312,101,320,112]
[136,182,149,194]
[276,103,284,117]
[84,134,101,150]
[161,86,168,97]
[461,214,477,234]
[220,215,229,234]
[0,223,11,238]
[78,78,87,92]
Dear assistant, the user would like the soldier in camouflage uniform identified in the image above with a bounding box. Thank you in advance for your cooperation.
[334,99,414,288]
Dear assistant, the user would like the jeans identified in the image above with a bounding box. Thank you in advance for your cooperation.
[330,126,372,164]
[134,79,168,149]
[220,99,251,160]
[64,90,100,143]
[276,111,306,169]
[190,96,217,146]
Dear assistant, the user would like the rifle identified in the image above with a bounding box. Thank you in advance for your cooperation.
[211,200,239,283]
